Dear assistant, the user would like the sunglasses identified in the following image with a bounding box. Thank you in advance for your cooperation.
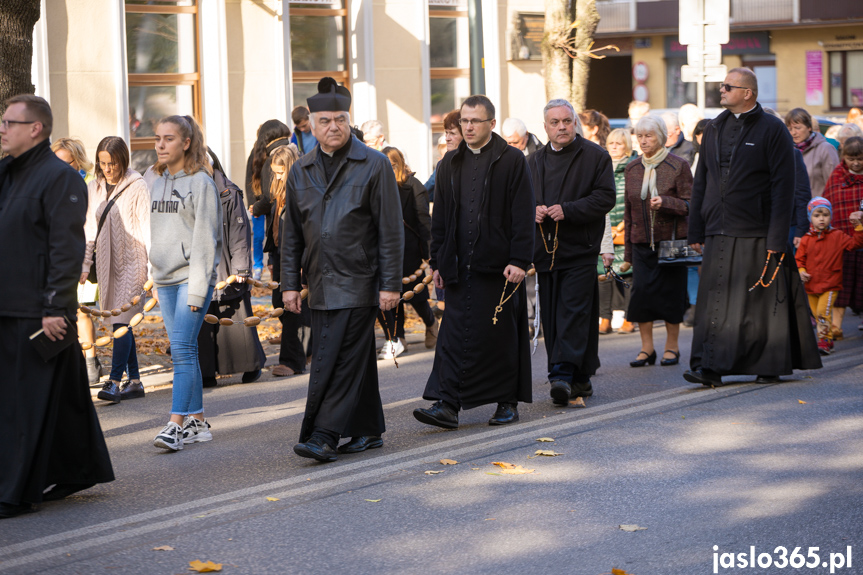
[719,83,749,92]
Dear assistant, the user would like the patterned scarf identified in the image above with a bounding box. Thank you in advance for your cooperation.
[640,147,670,249]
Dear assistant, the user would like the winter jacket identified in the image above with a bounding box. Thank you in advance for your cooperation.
[432,133,535,283]
[668,132,696,166]
[280,136,404,310]
[800,131,840,198]
[83,169,150,325]
[623,153,692,263]
[399,175,432,276]
[792,149,812,238]
[0,139,87,318]
[528,135,616,272]
[796,225,863,294]
[212,168,252,302]
[149,169,222,308]
[689,103,795,252]
[291,129,318,156]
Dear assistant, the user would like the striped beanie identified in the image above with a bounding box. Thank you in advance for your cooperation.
[807,196,832,221]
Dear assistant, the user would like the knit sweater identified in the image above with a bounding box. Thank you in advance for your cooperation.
[148,169,222,308]
[82,169,150,325]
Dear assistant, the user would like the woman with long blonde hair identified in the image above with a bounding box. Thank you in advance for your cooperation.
[264,144,306,376]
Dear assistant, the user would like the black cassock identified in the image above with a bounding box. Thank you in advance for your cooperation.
[691,237,821,375]
[0,318,114,506]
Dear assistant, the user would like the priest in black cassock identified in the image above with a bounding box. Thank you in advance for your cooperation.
[281,78,404,462]
[528,99,616,405]
[685,68,821,386]
[414,95,534,429]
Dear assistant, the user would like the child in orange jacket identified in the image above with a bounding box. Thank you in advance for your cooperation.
[796,197,863,354]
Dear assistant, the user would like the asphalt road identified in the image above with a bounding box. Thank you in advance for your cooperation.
[2,315,862,575]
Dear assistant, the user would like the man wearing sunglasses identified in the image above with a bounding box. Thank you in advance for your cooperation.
[0,94,114,518]
[685,68,822,387]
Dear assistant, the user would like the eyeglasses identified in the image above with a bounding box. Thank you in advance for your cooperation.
[459,118,493,127]
[98,161,118,169]
[0,119,36,129]
[719,83,749,92]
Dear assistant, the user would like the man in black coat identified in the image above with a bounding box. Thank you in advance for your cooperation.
[663,111,696,166]
[529,99,616,405]
[414,95,535,429]
[281,78,403,462]
[0,94,114,519]
[685,68,821,386]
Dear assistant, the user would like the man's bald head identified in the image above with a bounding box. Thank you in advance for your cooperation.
[728,67,758,98]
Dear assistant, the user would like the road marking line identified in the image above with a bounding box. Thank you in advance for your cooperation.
[0,384,751,568]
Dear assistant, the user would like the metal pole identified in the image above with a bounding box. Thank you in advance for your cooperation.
[696,0,705,113]
[282,2,294,122]
[467,0,486,95]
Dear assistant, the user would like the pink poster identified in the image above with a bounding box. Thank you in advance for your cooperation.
[806,51,823,106]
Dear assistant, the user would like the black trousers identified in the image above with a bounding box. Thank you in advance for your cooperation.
[272,257,310,373]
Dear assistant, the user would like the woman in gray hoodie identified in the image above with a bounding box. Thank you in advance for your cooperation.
[149,115,222,451]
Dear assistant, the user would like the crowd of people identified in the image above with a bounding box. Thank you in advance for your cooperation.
[3,65,863,518]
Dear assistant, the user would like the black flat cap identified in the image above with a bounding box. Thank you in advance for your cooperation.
[307,77,351,113]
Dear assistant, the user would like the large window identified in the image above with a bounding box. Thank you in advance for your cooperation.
[289,1,349,112]
[829,51,863,110]
[125,0,201,171]
[429,0,470,151]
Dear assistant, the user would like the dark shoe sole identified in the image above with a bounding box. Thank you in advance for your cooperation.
[755,376,781,383]
[660,358,680,366]
[413,409,458,429]
[97,392,121,404]
[488,414,519,426]
[683,371,722,387]
[241,370,262,384]
[572,383,593,398]
[293,444,337,462]
[338,438,384,454]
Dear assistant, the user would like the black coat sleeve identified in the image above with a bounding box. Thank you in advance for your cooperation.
[227,189,253,274]
[429,158,450,272]
[766,122,796,252]
[793,149,812,238]
[560,151,616,224]
[688,123,713,245]
[507,152,536,270]
[244,151,256,208]
[43,168,88,316]
[369,158,405,292]
[409,176,432,245]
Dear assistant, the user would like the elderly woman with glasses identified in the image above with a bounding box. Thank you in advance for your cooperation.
[623,115,693,368]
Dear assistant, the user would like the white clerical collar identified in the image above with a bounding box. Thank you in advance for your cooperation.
[733,105,757,119]
[467,136,492,154]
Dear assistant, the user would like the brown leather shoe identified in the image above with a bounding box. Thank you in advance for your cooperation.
[598,318,612,334]
[618,320,635,333]
[271,364,296,377]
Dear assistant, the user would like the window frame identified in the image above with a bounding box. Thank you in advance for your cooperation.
[428,7,469,136]
[289,3,351,110]
[827,50,863,111]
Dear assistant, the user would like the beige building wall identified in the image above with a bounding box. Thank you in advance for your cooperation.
[225,0,286,187]
[500,0,546,139]
[632,39,666,111]
[45,0,121,162]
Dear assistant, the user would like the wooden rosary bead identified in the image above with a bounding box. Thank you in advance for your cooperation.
[143,298,157,312]
[113,326,129,339]
[243,317,261,327]
[204,315,220,325]
[94,336,112,347]
[129,313,144,327]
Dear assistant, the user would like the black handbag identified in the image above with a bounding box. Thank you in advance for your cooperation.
[657,218,702,266]
[89,183,132,284]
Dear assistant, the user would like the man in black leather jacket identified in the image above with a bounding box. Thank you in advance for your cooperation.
[280,78,403,462]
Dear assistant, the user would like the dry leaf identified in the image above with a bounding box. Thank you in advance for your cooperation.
[491,462,535,474]
[485,518,496,521]
[529,449,563,458]
[619,524,647,532]
[536,437,555,442]
[570,397,586,408]
[152,545,174,551]
[424,470,444,475]
[612,569,633,575]
[440,459,458,465]
[188,560,222,572]
[491,461,515,469]
[798,400,807,404]
[365,499,381,502]
[266,497,279,501]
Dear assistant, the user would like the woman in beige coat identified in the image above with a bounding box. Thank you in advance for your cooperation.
[81,137,150,404]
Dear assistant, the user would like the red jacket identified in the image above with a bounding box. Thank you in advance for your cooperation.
[796,225,863,294]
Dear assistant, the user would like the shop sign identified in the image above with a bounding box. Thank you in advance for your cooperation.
[821,40,863,51]
[429,0,467,6]
[805,50,823,106]
[665,31,770,58]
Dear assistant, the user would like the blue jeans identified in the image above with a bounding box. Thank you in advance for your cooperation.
[110,323,139,381]
[158,283,214,416]
[252,214,265,272]
[687,266,699,306]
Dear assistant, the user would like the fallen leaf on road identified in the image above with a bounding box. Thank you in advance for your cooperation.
[152,546,174,551]
[798,400,807,404]
[529,450,563,458]
[570,397,586,408]
[619,524,647,532]
[471,467,480,470]
[266,497,279,502]
[188,560,222,572]
[485,518,496,521]
[491,462,535,474]
[612,569,633,575]
[424,470,444,475]
[440,459,458,465]
[365,499,381,502]
[536,437,555,442]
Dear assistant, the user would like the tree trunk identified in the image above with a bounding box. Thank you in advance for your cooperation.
[0,0,40,118]
[542,0,573,103]
[570,0,599,113]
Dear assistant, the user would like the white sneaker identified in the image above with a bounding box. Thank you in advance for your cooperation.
[182,416,212,444]
[153,421,184,451]
[378,339,405,360]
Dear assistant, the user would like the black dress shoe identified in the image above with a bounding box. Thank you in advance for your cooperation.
[660,350,680,366]
[488,403,519,425]
[293,437,338,462]
[0,502,36,519]
[120,380,145,399]
[97,380,121,404]
[572,380,593,398]
[549,380,572,405]
[42,482,95,502]
[755,375,781,383]
[630,350,657,367]
[684,369,723,387]
[338,436,383,453]
[241,369,262,383]
[413,400,459,429]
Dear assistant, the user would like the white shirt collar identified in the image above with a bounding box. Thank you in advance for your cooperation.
[733,104,757,119]
[467,135,492,154]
